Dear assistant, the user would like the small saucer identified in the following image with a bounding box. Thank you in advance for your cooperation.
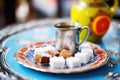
[14,41,109,74]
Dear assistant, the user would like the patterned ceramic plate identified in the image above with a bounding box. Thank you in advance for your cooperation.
[14,41,109,74]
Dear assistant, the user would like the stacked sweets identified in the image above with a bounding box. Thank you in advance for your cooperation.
[33,43,94,69]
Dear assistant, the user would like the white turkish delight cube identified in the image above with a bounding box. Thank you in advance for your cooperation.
[34,47,46,57]
[44,45,56,52]
[66,57,81,69]
[81,47,94,58]
[80,42,91,48]
[75,52,90,64]
[50,57,65,69]
[34,47,46,53]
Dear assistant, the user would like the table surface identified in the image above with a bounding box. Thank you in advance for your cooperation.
[0,18,120,80]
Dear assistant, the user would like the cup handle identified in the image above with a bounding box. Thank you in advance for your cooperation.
[78,26,90,45]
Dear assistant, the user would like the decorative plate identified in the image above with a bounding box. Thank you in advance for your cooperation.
[14,41,109,74]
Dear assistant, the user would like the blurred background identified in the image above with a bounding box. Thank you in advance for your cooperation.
[0,0,120,29]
